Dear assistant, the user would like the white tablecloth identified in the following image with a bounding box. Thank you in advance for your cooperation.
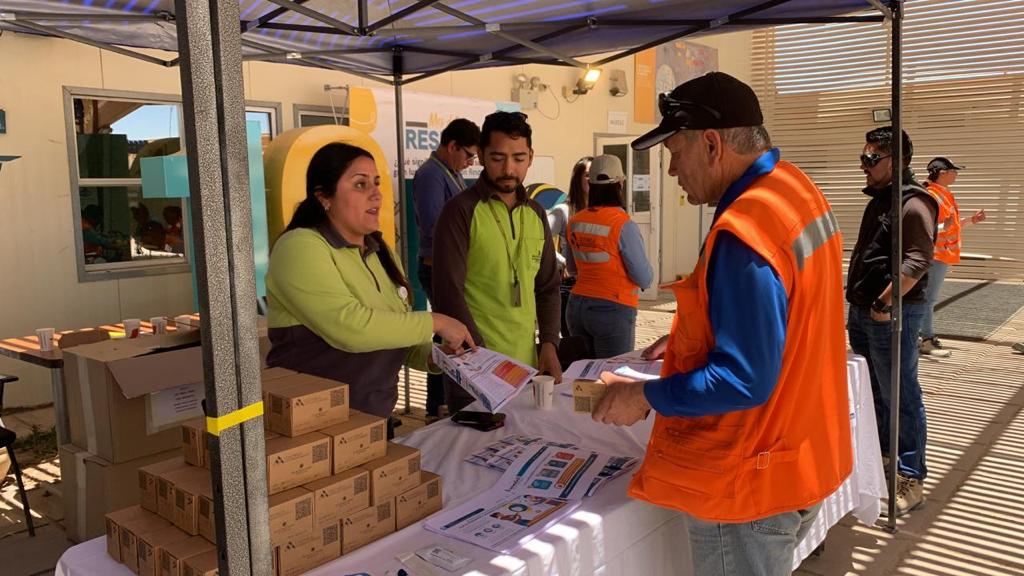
[57,355,883,576]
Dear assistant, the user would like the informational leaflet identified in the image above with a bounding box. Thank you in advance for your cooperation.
[424,491,580,553]
[465,435,576,472]
[562,350,662,383]
[495,444,638,500]
[431,346,537,412]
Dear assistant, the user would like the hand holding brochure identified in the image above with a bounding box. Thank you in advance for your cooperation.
[431,345,537,412]
[562,351,662,383]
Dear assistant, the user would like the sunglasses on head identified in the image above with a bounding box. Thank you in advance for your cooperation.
[658,92,723,123]
[860,153,891,167]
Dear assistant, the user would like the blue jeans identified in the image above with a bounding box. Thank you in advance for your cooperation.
[921,260,949,340]
[687,503,821,576]
[566,294,637,359]
[847,303,928,479]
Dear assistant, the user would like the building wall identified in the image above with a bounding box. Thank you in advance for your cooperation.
[0,30,750,407]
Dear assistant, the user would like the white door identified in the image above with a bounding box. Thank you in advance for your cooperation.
[595,136,660,300]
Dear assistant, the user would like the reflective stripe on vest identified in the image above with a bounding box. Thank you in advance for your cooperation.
[568,207,642,308]
[627,160,853,523]
[792,210,840,270]
[572,250,611,263]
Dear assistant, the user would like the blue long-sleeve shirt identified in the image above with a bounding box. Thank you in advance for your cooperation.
[644,149,788,418]
[413,152,466,260]
[619,218,654,289]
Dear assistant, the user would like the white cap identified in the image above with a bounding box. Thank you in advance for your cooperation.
[589,154,625,184]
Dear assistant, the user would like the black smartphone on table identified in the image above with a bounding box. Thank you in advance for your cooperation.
[451,410,505,432]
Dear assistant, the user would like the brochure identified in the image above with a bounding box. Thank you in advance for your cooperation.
[424,491,580,553]
[431,345,537,412]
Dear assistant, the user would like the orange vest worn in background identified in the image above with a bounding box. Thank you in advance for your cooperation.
[926,181,961,265]
[569,207,641,308]
[628,160,853,523]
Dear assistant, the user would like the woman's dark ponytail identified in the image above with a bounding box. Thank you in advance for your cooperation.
[371,231,413,304]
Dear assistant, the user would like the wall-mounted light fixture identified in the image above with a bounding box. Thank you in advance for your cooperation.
[872,108,892,123]
[564,67,602,98]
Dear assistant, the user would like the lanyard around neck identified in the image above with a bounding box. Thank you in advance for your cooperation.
[429,156,465,192]
[485,200,525,282]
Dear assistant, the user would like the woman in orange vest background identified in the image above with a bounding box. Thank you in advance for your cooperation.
[566,155,653,358]
[920,157,986,357]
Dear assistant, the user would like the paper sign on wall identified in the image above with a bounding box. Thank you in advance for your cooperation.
[607,111,628,134]
[632,174,651,192]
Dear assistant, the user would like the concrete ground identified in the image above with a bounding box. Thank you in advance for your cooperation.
[1,280,1021,575]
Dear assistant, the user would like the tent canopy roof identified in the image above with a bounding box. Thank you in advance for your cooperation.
[1,0,885,84]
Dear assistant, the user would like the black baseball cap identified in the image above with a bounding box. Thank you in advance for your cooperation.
[927,157,965,172]
[632,72,764,150]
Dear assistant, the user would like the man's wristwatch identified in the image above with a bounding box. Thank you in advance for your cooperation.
[871,298,892,314]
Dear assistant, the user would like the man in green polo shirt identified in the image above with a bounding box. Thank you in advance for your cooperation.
[433,111,562,411]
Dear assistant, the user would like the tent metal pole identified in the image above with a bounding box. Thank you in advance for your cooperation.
[394,48,413,416]
[243,0,309,31]
[6,20,173,66]
[886,0,904,533]
[174,0,272,573]
[263,0,359,36]
[358,0,368,33]
[366,0,442,34]
[433,2,588,69]
[1,12,172,22]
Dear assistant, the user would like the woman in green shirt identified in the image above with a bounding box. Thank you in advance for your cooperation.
[266,143,473,427]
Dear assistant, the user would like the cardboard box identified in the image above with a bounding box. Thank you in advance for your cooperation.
[395,472,443,530]
[158,466,211,523]
[197,488,216,544]
[63,331,205,463]
[115,508,174,572]
[61,444,181,542]
[105,505,150,561]
[139,457,187,514]
[181,549,219,576]
[319,410,387,474]
[341,501,395,555]
[266,374,349,437]
[159,536,215,576]
[174,470,213,535]
[261,369,297,429]
[572,380,608,413]
[362,443,421,505]
[138,525,193,576]
[266,432,331,494]
[304,468,370,528]
[180,419,206,467]
[275,523,341,576]
[268,487,314,548]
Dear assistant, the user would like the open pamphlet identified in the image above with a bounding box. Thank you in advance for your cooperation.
[427,437,639,551]
[562,350,663,383]
[424,491,580,554]
[431,345,537,412]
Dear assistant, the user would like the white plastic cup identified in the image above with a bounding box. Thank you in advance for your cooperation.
[532,375,555,410]
[150,316,168,335]
[123,318,142,339]
[174,315,195,331]
[36,328,55,352]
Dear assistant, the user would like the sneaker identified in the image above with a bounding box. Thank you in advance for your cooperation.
[895,475,925,516]
[920,338,952,358]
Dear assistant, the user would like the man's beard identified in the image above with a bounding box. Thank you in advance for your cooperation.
[484,170,520,193]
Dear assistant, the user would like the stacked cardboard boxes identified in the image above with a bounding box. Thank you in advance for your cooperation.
[104,367,444,576]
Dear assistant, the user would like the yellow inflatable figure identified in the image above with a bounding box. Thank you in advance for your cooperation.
[264,125,395,247]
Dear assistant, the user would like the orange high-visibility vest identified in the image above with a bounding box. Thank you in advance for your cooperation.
[926,181,962,265]
[569,207,641,308]
[628,160,853,523]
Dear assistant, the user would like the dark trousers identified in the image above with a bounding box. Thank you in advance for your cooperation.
[417,261,445,416]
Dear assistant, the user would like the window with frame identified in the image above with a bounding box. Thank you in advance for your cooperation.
[67,89,283,281]
[67,89,190,280]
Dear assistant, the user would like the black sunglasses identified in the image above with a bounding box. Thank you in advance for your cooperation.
[860,153,891,167]
[658,92,723,122]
